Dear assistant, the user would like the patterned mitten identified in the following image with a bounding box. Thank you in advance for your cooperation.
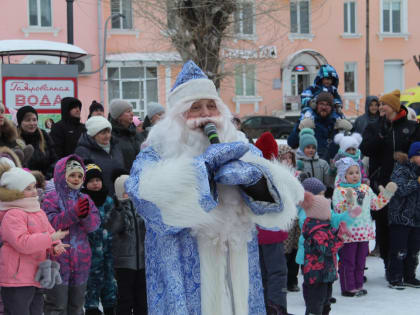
[214,161,263,187]
[379,182,398,199]
[334,119,353,131]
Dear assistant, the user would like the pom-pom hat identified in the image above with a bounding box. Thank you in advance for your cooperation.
[299,128,317,152]
[334,132,362,152]
[255,132,278,160]
[379,89,401,112]
[0,167,36,192]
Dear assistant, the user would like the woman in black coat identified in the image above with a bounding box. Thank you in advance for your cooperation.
[75,116,125,195]
[16,106,57,178]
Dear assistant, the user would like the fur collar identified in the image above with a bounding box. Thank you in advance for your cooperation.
[0,119,17,145]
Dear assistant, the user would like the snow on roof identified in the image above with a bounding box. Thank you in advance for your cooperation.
[106,52,182,63]
[0,40,88,59]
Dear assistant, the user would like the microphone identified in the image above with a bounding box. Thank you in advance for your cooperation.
[203,122,220,144]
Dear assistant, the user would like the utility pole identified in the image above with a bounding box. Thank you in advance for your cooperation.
[66,0,75,44]
[365,0,370,100]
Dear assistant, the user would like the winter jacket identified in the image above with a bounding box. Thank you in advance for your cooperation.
[360,106,420,190]
[296,150,331,187]
[110,119,142,170]
[75,133,125,194]
[104,198,145,270]
[353,96,380,135]
[0,199,56,288]
[331,149,368,185]
[42,155,100,285]
[333,183,392,243]
[19,128,57,179]
[50,102,86,159]
[288,115,340,161]
[302,217,343,284]
[389,153,420,227]
[296,206,352,265]
[0,119,18,149]
[300,65,342,107]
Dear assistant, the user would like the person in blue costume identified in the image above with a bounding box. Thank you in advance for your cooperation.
[126,61,305,315]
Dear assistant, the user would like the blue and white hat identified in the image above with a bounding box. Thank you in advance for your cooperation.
[168,60,221,106]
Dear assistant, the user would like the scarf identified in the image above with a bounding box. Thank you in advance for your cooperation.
[0,197,41,212]
[97,142,111,154]
[81,186,108,207]
[339,181,361,188]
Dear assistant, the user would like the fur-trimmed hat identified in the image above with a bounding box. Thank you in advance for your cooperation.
[379,89,401,112]
[0,146,22,168]
[299,128,317,152]
[168,60,221,107]
[301,191,331,221]
[255,132,278,160]
[334,132,362,152]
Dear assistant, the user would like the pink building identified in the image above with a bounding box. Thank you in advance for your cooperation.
[2,0,419,120]
[104,0,420,119]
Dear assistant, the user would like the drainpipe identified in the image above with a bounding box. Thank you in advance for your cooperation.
[98,0,104,105]
[66,0,74,44]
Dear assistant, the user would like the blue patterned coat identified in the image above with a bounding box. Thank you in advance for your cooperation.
[126,144,304,315]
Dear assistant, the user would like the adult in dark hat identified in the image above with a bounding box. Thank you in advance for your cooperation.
[50,97,86,158]
[16,106,57,179]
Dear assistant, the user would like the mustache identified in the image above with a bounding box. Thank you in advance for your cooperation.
[185,116,223,130]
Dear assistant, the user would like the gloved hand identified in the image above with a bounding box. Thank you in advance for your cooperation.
[345,188,355,207]
[200,142,249,174]
[338,221,352,239]
[379,182,398,199]
[299,118,315,130]
[348,205,362,218]
[214,160,263,187]
[75,197,89,218]
[334,119,353,131]
[296,160,305,171]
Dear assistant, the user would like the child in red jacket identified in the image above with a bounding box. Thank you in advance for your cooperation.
[0,164,68,315]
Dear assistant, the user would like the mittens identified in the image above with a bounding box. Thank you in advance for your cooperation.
[296,160,305,171]
[334,119,353,131]
[34,260,52,288]
[214,160,263,187]
[199,142,249,174]
[379,182,398,199]
[75,197,89,218]
[338,221,352,239]
[299,118,315,130]
[345,188,355,207]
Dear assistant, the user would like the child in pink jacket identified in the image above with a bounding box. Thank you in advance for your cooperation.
[0,164,68,315]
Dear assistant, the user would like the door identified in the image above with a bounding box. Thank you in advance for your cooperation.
[291,72,310,96]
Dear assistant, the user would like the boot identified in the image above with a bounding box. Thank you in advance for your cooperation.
[84,309,103,315]
[103,307,116,315]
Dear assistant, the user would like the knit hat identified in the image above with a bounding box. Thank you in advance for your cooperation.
[85,116,112,137]
[109,99,133,120]
[255,132,278,160]
[334,132,362,152]
[16,106,38,126]
[0,167,36,192]
[408,142,420,158]
[169,60,221,106]
[61,97,82,111]
[316,92,334,107]
[84,163,103,186]
[336,157,359,182]
[278,144,296,167]
[302,177,326,195]
[299,128,317,152]
[379,89,401,112]
[301,191,331,221]
[66,159,84,178]
[114,175,129,201]
[89,101,104,116]
[147,102,165,119]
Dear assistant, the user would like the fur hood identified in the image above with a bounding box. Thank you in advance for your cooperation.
[0,163,24,201]
[0,146,22,168]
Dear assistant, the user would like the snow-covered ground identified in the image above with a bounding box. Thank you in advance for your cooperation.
[287,255,420,315]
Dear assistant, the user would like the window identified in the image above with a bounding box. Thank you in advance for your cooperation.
[290,0,310,34]
[344,62,357,93]
[235,64,256,96]
[111,0,133,29]
[234,2,255,37]
[384,60,404,93]
[382,0,401,33]
[243,117,262,128]
[107,66,158,117]
[29,0,51,27]
[344,1,356,34]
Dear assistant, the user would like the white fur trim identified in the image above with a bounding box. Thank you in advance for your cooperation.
[241,153,304,230]
[168,79,221,108]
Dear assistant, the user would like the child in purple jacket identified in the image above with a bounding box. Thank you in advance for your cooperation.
[42,155,100,315]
